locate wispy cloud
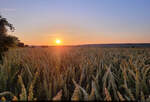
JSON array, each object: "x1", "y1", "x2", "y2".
[{"x1": 0, "y1": 8, "x2": 16, "y2": 12}]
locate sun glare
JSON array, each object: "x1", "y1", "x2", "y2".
[{"x1": 56, "y1": 39, "x2": 61, "y2": 45}]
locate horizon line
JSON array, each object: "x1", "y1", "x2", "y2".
[{"x1": 26, "y1": 42, "x2": 150, "y2": 47}]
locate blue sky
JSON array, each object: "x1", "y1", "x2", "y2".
[{"x1": 0, "y1": 0, "x2": 150, "y2": 45}]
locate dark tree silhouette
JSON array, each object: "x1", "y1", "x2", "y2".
[
  {"x1": 0, "y1": 15, "x2": 19, "y2": 61},
  {"x1": 0, "y1": 15, "x2": 15, "y2": 35}
]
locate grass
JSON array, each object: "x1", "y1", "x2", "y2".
[{"x1": 0, "y1": 47, "x2": 150, "y2": 101}]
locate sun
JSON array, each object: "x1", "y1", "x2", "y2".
[{"x1": 55, "y1": 39, "x2": 61, "y2": 45}]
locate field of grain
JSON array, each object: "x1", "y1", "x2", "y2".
[{"x1": 0, "y1": 47, "x2": 150, "y2": 101}]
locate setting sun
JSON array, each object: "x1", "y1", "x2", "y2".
[{"x1": 56, "y1": 39, "x2": 61, "y2": 45}]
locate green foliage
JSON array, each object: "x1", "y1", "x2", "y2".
[
  {"x1": 0, "y1": 47, "x2": 150, "y2": 101},
  {"x1": 0, "y1": 15, "x2": 19, "y2": 61}
]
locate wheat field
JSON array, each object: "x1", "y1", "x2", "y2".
[{"x1": 0, "y1": 47, "x2": 150, "y2": 101}]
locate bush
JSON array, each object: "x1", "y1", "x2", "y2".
[{"x1": 18, "y1": 42, "x2": 25, "y2": 47}]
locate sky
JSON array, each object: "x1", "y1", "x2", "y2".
[{"x1": 0, "y1": 0, "x2": 150, "y2": 45}]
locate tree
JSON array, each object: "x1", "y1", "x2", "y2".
[
  {"x1": 0, "y1": 15, "x2": 19, "y2": 61},
  {"x1": 0, "y1": 15, "x2": 15, "y2": 35}
]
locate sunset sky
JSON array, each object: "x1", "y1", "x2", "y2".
[{"x1": 0, "y1": 0, "x2": 150, "y2": 45}]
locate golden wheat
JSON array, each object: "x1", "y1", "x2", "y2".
[{"x1": 0, "y1": 47, "x2": 150, "y2": 101}]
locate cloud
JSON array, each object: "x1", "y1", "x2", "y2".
[{"x1": 0, "y1": 8, "x2": 16, "y2": 12}]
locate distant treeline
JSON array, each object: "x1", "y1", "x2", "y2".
[
  {"x1": 77, "y1": 43, "x2": 150, "y2": 48},
  {"x1": 17, "y1": 42, "x2": 29, "y2": 47},
  {"x1": 26, "y1": 43, "x2": 150, "y2": 48}
]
